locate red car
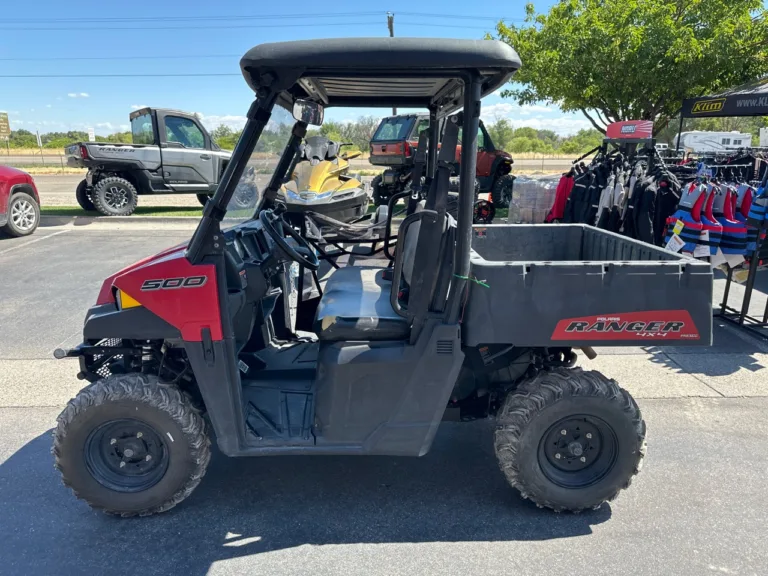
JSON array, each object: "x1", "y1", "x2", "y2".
[{"x1": 0, "y1": 165, "x2": 41, "y2": 237}]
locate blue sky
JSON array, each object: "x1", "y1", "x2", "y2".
[{"x1": 0, "y1": 0, "x2": 591, "y2": 137}]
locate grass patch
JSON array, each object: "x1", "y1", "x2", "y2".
[
  {"x1": 42, "y1": 206, "x2": 202, "y2": 217},
  {"x1": 10, "y1": 165, "x2": 85, "y2": 175}
]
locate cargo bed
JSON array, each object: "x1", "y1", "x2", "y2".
[{"x1": 464, "y1": 225, "x2": 713, "y2": 347}]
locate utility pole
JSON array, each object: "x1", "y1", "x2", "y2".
[{"x1": 387, "y1": 12, "x2": 396, "y2": 115}]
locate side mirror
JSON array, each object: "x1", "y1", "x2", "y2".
[{"x1": 292, "y1": 99, "x2": 324, "y2": 126}]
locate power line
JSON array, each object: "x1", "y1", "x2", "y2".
[
  {"x1": 2, "y1": 10, "x2": 519, "y2": 24},
  {"x1": 0, "y1": 54, "x2": 241, "y2": 62},
  {"x1": 2, "y1": 11, "x2": 382, "y2": 23},
  {"x1": 0, "y1": 73, "x2": 242, "y2": 78},
  {"x1": 11, "y1": 20, "x2": 384, "y2": 31}
]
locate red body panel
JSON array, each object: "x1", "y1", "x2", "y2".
[
  {"x1": 0, "y1": 165, "x2": 40, "y2": 216},
  {"x1": 99, "y1": 244, "x2": 223, "y2": 342},
  {"x1": 552, "y1": 310, "x2": 700, "y2": 341}
]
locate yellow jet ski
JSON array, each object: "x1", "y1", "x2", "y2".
[{"x1": 278, "y1": 136, "x2": 369, "y2": 222}]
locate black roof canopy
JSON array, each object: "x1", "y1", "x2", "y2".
[
  {"x1": 681, "y1": 75, "x2": 768, "y2": 118},
  {"x1": 240, "y1": 38, "x2": 521, "y2": 115}
]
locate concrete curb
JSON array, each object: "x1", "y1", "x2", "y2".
[{"x1": 40, "y1": 215, "x2": 199, "y2": 226}]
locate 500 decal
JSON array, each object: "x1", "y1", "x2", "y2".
[{"x1": 140, "y1": 276, "x2": 207, "y2": 291}]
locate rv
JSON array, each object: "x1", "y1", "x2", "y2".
[{"x1": 675, "y1": 131, "x2": 753, "y2": 153}]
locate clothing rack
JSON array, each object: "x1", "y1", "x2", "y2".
[{"x1": 716, "y1": 217, "x2": 768, "y2": 340}]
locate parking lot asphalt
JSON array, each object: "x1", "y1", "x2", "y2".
[{"x1": 1, "y1": 222, "x2": 768, "y2": 576}]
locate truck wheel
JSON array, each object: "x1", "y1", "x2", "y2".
[
  {"x1": 494, "y1": 367, "x2": 646, "y2": 512},
  {"x1": 53, "y1": 373, "x2": 211, "y2": 517},
  {"x1": 2, "y1": 192, "x2": 39, "y2": 237},
  {"x1": 196, "y1": 194, "x2": 210, "y2": 207},
  {"x1": 92, "y1": 177, "x2": 138, "y2": 216},
  {"x1": 75, "y1": 179, "x2": 96, "y2": 212},
  {"x1": 491, "y1": 174, "x2": 515, "y2": 208},
  {"x1": 371, "y1": 175, "x2": 385, "y2": 206}
]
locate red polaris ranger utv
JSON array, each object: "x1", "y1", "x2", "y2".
[{"x1": 52, "y1": 38, "x2": 713, "y2": 517}]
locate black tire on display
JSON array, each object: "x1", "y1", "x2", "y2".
[
  {"x1": 2, "y1": 192, "x2": 40, "y2": 237},
  {"x1": 494, "y1": 367, "x2": 646, "y2": 512},
  {"x1": 196, "y1": 194, "x2": 210, "y2": 207},
  {"x1": 491, "y1": 174, "x2": 515, "y2": 208},
  {"x1": 53, "y1": 373, "x2": 211, "y2": 517},
  {"x1": 92, "y1": 177, "x2": 138, "y2": 216},
  {"x1": 75, "y1": 179, "x2": 96, "y2": 212}
]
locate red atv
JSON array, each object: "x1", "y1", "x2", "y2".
[{"x1": 369, "y1": 114, "x2": 515, "y2": 207}]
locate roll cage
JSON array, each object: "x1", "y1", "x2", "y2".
[{"x1": 187, "y1": 37, "x2": 521, "y2": 322}]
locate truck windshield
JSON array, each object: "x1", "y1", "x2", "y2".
[
  {"x1": 222, "y1": 106, "x2": 294, "y2": 225},
  {"x1": 372, "y1": 116, "x2": 416, "y2": 141},
  {"x1": 131, "y1": 113, "x2": 154, "y2": 145}
]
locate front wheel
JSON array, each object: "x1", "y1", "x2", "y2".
[
  {"x1": 494, "y1": 367, "x2": 646, "y2": 512},
  {"x1": 2, "y1": 192, "x2": 40, "y2": 237},
  {"x1": 53, "y1": 373, "x2": 211, "y2": 517},
  {"x1": 92, "y1": 176, "x2": 138, "y2": 216}
]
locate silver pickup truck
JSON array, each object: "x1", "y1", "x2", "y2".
[{"x1": 66, "y1": 108, "x2": 232, "y2": 216}]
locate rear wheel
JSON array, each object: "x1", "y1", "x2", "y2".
[
  {"x1": 196, "y1": 194, "x2": 210, "y2": 207},
  {"x1": 491, "y1": 174, "x2": 515, "y2": 208},
  {"x1": 92, "y1": 176, "x2": 138, "y2": 216},
  {"x1": 2, "y1": 192, "x2": 39, "y2": 237},
  {"x1": 494, "y1": 367, "x2": 646, "y2": 512},
  {"x1": 75, "y1": 180, "x2": 96, "y2": 211},
  {"x1": 53, "y1": 373, "x2": 211, "y2": 517}
]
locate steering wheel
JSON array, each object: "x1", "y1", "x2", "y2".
[{"x1": 259, "y1": 209, "x2": 320, "y2": 271}]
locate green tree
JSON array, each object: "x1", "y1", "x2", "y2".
[
  {"x1": 494, "y1": 0, "x2": 768, "y2": 134},
  {"x1": 485, "y1": 118, "x2": 515, "y2": 150}
]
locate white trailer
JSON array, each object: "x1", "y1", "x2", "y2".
[{"x1": 674, "y1": 131, "x2": 753, "y2": 153}]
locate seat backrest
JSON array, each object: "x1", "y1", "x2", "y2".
[{"x1": 395, "y1": 115, "x2": 460, "y2": 321}]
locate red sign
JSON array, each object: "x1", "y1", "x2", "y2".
[
  {"x1": 605, "y1": 120, "x2": 654, "y2": 140},
  {"x1": 551, "y1": 310, "x2": 700, "y2": 341}
]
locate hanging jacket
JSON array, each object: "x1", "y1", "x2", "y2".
[
  {"x1": 595, "y1": 172, "x2": 616, "y2": 228},
  {"x1": 736, "y1": 184, "x2": 759, "y2": 252},
  {"x1": 664, "y1": 182, "x2": 707, "y2": 253},
  {"x1": 583, "y1": 164, "x2": 608, "y2": 225},
  {"x1": 713, "y1": 184, "x2": 747, "y2": 255},
  {"x1": 606, "y1": 170, "x2": 626, "y2": 232},
  {"x1": 653, "y1": 175, "x2": 681, "y2": 247},
  {"x1": 699, "y1": 184, "x2": 724, "y2": 256},
  {"x1": 545, "y1": 173, "x2": 575, "y2": 222},
  {"x1": 631, "y1": 176, "x2": 658, "y2": 245},
  {"x1": 563, "y1": 170, "x2": 591, "y2": 223},
  {"x1": 620, "y1": 163, "x2": 645, "y2": 235}
]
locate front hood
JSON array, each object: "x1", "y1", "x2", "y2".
[{"x1": 96, "y1": 243, "x2": 188, "y2": 305}]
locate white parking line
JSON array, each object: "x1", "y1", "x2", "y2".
[{"x1": 0, "y1": 229, "x2": 70, "y2": 257}]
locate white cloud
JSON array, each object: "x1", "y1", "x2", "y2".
[
  {"x1": 30, "y1": 108, "x2": 35, "y2": 112},
  {"x1": 80, "y1": 92, "x2": 89, "y2": 98},
  {"x1": 119, "y1": 124, "x2": 129, "y2": 131},
  {"x1": 196, "y1": 113, "x2": 248, "y2": 132},
  {"x1": 130, "y1": 104, "x2": 148, "y2": 110},
  {"x1": 96, "y1": 122, "x2": 115, "y2": 130},
  {"x1": 46, "y1": 104, "x2": 52, "y2": 108},
  {"x1": 481, "y1": 102, "x2": 590, "y2": 135},
  {"x1": 67, "y1": 93, "x2": 77, "y2": 98},
  {"x1": 67, "y1": 92, "x2": 90, "y2": 98}
]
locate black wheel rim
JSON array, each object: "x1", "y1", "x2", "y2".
[
  {"x1": 84, "y1": 419, "x2": 169, "y2": 493},
  {"x1": 104, "y1": 185, "x2": 129, "y2": 209},
  {"x1": 538, "y1": 415, "x2": 618, "y2": 489}
]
